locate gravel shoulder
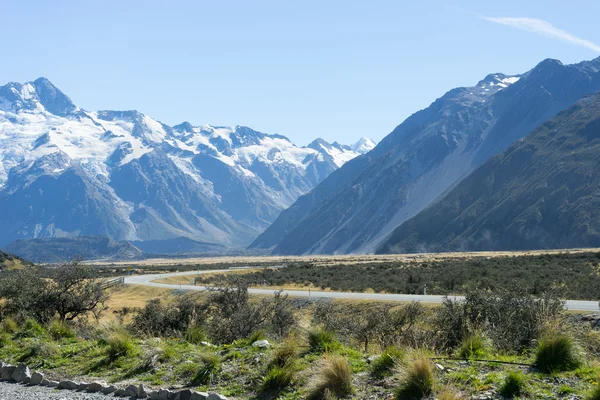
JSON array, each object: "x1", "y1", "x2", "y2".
[{"x1": 0, "y1": 382, "x2": 112, "y2": 400}]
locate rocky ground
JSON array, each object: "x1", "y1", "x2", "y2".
[{"x1": 0, "y1": 381, "x2": 111, "y2": 400}]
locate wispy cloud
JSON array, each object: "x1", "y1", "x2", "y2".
[{"x1": 480, "y1": 16, "x2": 600, "y2": 53}]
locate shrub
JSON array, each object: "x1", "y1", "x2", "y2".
[
  {"x1": 184, "y1": 325, "x2": 207, "y2": 344},
  {"x1": 19, "y1": 340, "x2": 60, "y2": 361},
  {"x1": 308, "y1": 329, "x2": 339, "y2": 353},
  {"x1": 371, "y1": 346, "x2": 404, "y2": 379},
  {"x1": 48, "y1": 319, "x2": 75, "y2": 340},
  {"x1": 457, "y1": 335, "x2": 486, "y2": 359},
  {"x1": 105, "y1": 331, "x2": 137, "y2": 361},
  {"x1": 271, "y1": 336, "x2": 300, "y2": 368},
  {"x1": 261, "y1": 363, "x2": 297, "y2": 392},
  {"x1": 498, "y1": 371, "x2": 525, "y2": 398},
  {"x1": 132, "y1": 295, "x2": 202, "y2": 337},
  {"x1": 0, "y1": 332, "x2": 12, "y2": 347},
  {"x1": 0, "y1": 317, "x2": 18, "y2": 334},
  {"x1": 17, "y1": 318, "x2": 47, "y2": 338},
  {"x1": 535, "y1": 332, "x2": 580, "y2": 373},
  {"x1": 396, "y1": 356, "x2": 434, "y2": 400},
  {"x1": 192, "y1": 353, "x2": 221, "y2": 385},
  {"x1": 308, "y1": 356, "x2": 353, "y2": 399}
]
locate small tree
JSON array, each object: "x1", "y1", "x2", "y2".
[{"x1": 0, "y1": 261, "x2": 108, "y2": 322}]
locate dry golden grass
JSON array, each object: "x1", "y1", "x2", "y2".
[
  {"x1": 152, "y1": 268, "x2": 261, "y2": 285},
  {"x1": 88, "y1": 248, "x2": 600, "y2": 268},
  {"x1": 100, "y1": 285, "x2": 175, "y2": 323}
]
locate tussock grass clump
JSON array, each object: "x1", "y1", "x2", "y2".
[
  {"x1": 498, "y1": 371, "x2": 525, "y2": 398},
  {"x1": 19, "y1": 339, "x2": 60, "y2": 361},
  {"x1": 17, "y1": 318, "x2": 46, "y2": 338},
  {"x1": 308, "y1": 355, "x2": 353, "y2": 399},
  {"x1": 436, "y1": 387, "x2": 462, "y2": 400},
  {"x1": 261, "y1": 363, "x2": 298, "y2": 392},
  {"x1": 48, "y1": 319, "x2": 75, "y2": 340},
  {"x1": 458, "y1": 334, "x2": 486, "y2": 359},
  {"x1": 396, "y1": 356, "x2": 434, "y2": 400},
  {"x1": 0, "y1": 317, "x2": 18, "y2": 334},
  {"x1": 535, "y1": 332, "x2": 580, "y2": 373},
  {"x1": 184, "y1": 325, "x2": 207, "y2": 344},
  {"x1": 308, "y1": 329, "x2": 339, "y2": 353},
  {"x1": 587, "y1": 383, "x2": 600, "y2": 400},
  {"x1": 371, "y1": 346, "x2": 404, "y2": 379},
  {"x1": 105, "y1": 330, "x2": 138, "y2": 361},
  {"x1": 271, "y1": 336, "x2": 301, "y2": 368},
  {"x1": 192, "y1": 353, "x2": 221, "y2": 385}
]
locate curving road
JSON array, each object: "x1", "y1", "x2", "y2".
[{"x1": 124, "y1": 269, "x2": 600, "y2": 312}]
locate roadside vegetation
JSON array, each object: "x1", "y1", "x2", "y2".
[
  {"x1": 0, "y1": 260, "x2": 599, "y2": 398},
  {"x1": 195, "y1": 251, "x2": 600, "y2": 300}
]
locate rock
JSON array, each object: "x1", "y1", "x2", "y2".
[
  {"x1": 58, "y1": 380, "x2": 80, "y2": 390},
  {"x1": 151, "y1": 388, "x2": 174, "y2": 400},
  {"x1": 78, "y1": 382, "x2": 89, "y2": 390},
  {"x1": 101, "y1": 385, "x2": 118, "y2": 394},
  {"x1": 12, "y1": 363, "x2": 31, "y2": 383},
  {"x1": 367, "y1": 355, "x2": 380, "y2": 364},
  {"x1": 137, "y1": 384, "x2": 149, "y2": 398},
  {"x1": 207, "y1": 393, "x2": 228, "y2": 400},
  {"x1": 1, "y1": 364, "x2": 16, "y2": 381},
  {"x1": 192, "y1": 392, "x2": 209, "y2": 400},
  {"x1": 434, "y1": 363, "x2": 445, "y2": 372},
  {"x1": 174, "y1": 389, "x2": 194, "y2": 400},
  {"x1": 200, "y1": 341, "x2": 215, "y2": 347},
  {"x1": 114, "y1": 388, "x2": 127, "y2": 397},
  {"x1": 46, "y1": 380, "x2": 60, "y2": 388},
  {"x1": 87, "y1": 381, "x2": 107, "y2": 392},
  {"x1": 252, "y1": 339, "x2": 270, "y2": 348},
  {"x1": 124, "y1": 384, "x2": 138, "y2": 397},
  {"x1": 29, "y1": 371, "x2": 44, "y2": 385}
]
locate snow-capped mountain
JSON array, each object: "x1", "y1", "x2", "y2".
[{"x1": 0, "y1": 78, "x2": 365, "y2": 248}]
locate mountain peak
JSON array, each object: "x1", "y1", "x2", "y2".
[{"x1": 350, "y1": 137, "x2": 376, "y2": 154}]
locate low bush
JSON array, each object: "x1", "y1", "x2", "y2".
[
  {"x1": 19, "y1": 339, "x2": 60, "y2": 361},
  {"x1": 371, "y1": 346, "x2": 404, "y2": 379},
  {"x1": 16, "y1": 318, "x2": 47, "y2": 338},
  {"x1": 308, "y1": 329, "x2": 339, "y2": 353},
  {"x1": 261, "y1": 363, "x2": 298, "y2": 392},
  {"x1": 48, "y1": 319, "x2": 75, "y2": 340},
  {"x1": 0, "y1": 332, "x2": 12, "y2": 347},
  {"x1": 535, "y1": 332, "x2": 580, "y2": 373},
  {"x1": 458, "y1": 334, "x2": 486, "y2": 359},
  {"x1": 498, "y1": 371, "x2": 525, "y2": 398},
  {"x1": 105, "y1": 331, "x2": 138, "y2": 361},
  {"x1": 184, "y1": 325, "x2": 207, "y2": 344},
  {"x1": 192, "y1": 353, "x2": 221, "y2": 385},
  {"x1": 271, "y1": 336, "x2": 300, "y2": 368},
  {"x1": 396, "y1": 356, "x2": 434, "y2": 400},
  {"x1": 308, "y1": 355, "x2": 353, "y2": 399},
  {"x1": 0, "y1": 317, "x2": 18, "y2": 334},
  {"x1": 131, "y1": 295, "x2": 202, "y2": 337}
]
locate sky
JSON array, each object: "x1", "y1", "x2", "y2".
[{"x1": 2, "y1": 0, "x2": 599, "y2": 146}]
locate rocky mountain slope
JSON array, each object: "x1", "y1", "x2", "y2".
[
  {"x1": 0, "y1": 78, "x2": 373, "y2": 249},
  {"x1": 377, "y1": 92, "x2": 600, "y2": 253},
  {"x1": 251, "y1": 56, "x2": 600, "y2": 255}
]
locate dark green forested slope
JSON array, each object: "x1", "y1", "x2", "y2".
[{"x1": 378, "y1": 92, "x2": 600, "y2": 254}]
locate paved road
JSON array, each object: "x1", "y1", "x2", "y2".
[{"x1": 124, "y1": 269, "x2": 600, "y2": 312}]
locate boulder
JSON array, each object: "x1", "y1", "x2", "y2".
[
  {"x1": 252, "y1": 340, "x2": 270, "y2": 348},
  {"x1": 12, "y1": 363, "x2": 31, "y2": 383},
  {"x1": 58, "y1": 380, "x2": 80, "y2": 390},
  {"x1": 174, "y1": 389, "x2": 194, "y2": 400},
  {"x1": 151, "y1": 388, "x2": 174, "y2": 400},
  {"x1": 192, "y1": 391, "x2": 209, "y2": 400},
  {"x1": 44, "y1": 380, "x2": 59, "y2": 387},
  {"x1": 87, "y1": 381, "x2": 107, "y2": 392},
  {"x1": 125, "y1": 384, "x2": 138, "y2": 397},
  {"x1": 101, "y1": 384, "x2": 118, "y2": 394},
  {"x1": 137, "y1": 384, "x2": 149, "y2": 398},
  {"x1": 1, "y1": 364, "x2": 16, "y2": 380},
  {"x1": 207, "y1": 393, "x2": 228, "y2": 400},
  {"x1": 29, "y1": 371, "x2": 44, "y2": 385},
  {"x1": 78, "y1": 382, "x2": 89, "y2": 390}
]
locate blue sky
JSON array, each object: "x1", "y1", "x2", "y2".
[{"x1": 2, "y1": 0, "x2": 599, "y2": 145}]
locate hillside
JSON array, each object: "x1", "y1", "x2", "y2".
[
  {"x1": 377, "y1": 92, "x2": 600, "y2": 253},
  {"x1": 4, "y1": 236, "x2": 143, "y2": 263},
  {"x1": 0, "y1": 250, "x2": 30, "y2": 270},
  {"x1": 251, "y1": 56, "x2": 600, "y2": 255}
]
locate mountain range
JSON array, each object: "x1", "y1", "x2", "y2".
[
  {"x1": 0, "y1": 78, "x2": 374, "y2": 250},
  {"x1": 377, "y1": 92, "x2": 600, "y2": 253},
  {"x1": 251, "y1": 56, "x2": 600, "y2": 255}
]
